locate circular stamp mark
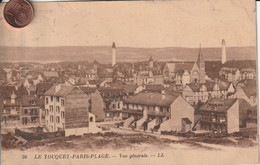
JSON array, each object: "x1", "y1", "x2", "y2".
[{"x1": 4, "y1": 0, "x2": 33, "y2": 28}]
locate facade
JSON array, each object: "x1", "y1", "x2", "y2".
[
  {"x1": 240, "y1": 68, "x2": 256, "y2": 80},
  {"x1": 219, "y1": 67, "x2": 241, "y2": 83},
  {"x1": 122, "y1": 92, "x2": 194, "y2": 132},
  {"x1": 99, "y1": 87, "x2": 127, "y2": 121},
  {"x1": 44, "y1": 85, "x2": 93, "y2": 135},
  {"x1": 182, "y1": 81, "x2": 234, "y2": 104},
  {"x1": 80, "y1": 87, "x2": 105, "y2": 122},
  {"x1": 1, "y1": 85, "x2": 43, "y2": 126},
  {"x1": 163, "y1": 47, "x2": 206, "y2": 85},
  {"x1": 195, "y1": 98, "x2": 239, "y2": 134}
]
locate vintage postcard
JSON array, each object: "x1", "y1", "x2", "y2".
[{"x1": 0, "y1": 0, "x2": 258, "y2": 165}]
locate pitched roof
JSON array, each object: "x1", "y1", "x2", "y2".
[
  {"x1": 182, "y1": 118, "x2": 192, "y2": 124},
  {"x1": 44, "y1": 85, "x2": 75, "y2": 97},
  {"x1": 0, "y1": 85, "x2": 28, "y2": 99},
  {"x1": 36, "y1": 82, "x2": 53, "y2": 95},
  {"x1": 238, "y1": 98, "x2": 252, "y2": 110},
  {"x1": 175, "y1": 63, "x2": 194, "y2": 73},
  {"x1": 124, "y1": 92, "x2": 179, "y2": 107},
  {"x1": 165, "y1": 63, "x2": 175, "y2": 72},
  {"x1": 144, "y1": 84, "x2": 164, "y2": 92},
  {"x1": 80, "y1": 87, "x2": 97, "y2": 94},
  {"x1": 198, "y1": 98, "x2": 237, "y2": 112},
  {"x1": 43, "y1": 71, "x2": 59, "y2": 78},
  {"x1": 240, "y1": 68, "x2": 255, "y2": 72}
]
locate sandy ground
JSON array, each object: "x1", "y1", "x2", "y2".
[
  {"x1": 1, "y1": 127, "x2": 259, "y2": 165},
  {"x1": 1, "y1": 142, "x2": 258, "y2": 165}
]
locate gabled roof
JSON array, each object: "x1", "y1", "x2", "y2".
[
  {"x1": 124, "y1": 92, "x2": 179, "y2": 107},
  {"x1": 144, "y1": 84, "x2": 164, "y2": 92},
  {"x1": 36, "y1": 82, "x2": 54, "y2": 95},
  {"x1": 238, "y1": 98, "x2": 252, "y2": 110},
  {"x1": 188, "y1": 83, "x2": 204, "y2": 92},
  {"x1": 240, "y1": 68, "x2": 255, "y2": 72},
  {"x1": 198, "y1": 98, "x2": 237, "y2": 113},
  {"x1": 44, "y1": 85, "x2": 75, "y2": 97},
  {"x1": 175, "y1": 63, "x2": 194, "y2": 74},
  {"x1": 80, "y1": 87, "x2": 97, "y2": 94},
  {"x1": 165, "y1": 63, "x2": 175, "y2": 72}
]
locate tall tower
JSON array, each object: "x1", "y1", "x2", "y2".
[
  {"x1": 221, "y1": 39, "x2": 226, "y2": 64},
  {"x1": 197, "y1": 45, "x2": 205, "y2": 84},
  {"x1": 149, "y1": 56, "x2": 153, "y2": 68},
  {"x1": 112, "y1": 42, "x2": 116, "y2": 67}
]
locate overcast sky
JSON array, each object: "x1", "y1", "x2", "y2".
[{"x1": 0, "y1": 0, "x2": 256, "y2": 48}]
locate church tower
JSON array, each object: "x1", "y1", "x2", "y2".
[
  {"x1": 221, "y1": 39, "x2": 226, "y2": 64},
  {"x1": 197, "y1": 45, "x2": 206, "y2": 83},
  {"x1": 112, "y1": 42, "x2": 116, "y2": 67}
]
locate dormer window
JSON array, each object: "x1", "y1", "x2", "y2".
[{"x1": 11, "y1": 92, "x2": 16, "y2": 104}]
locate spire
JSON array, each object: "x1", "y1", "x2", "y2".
[{"x1": 198, "y1": 43, "x2": 202, "y2": 57}]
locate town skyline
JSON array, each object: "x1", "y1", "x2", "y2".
[{"x1": 0, "y1": 45, "x2": 256, "y2": 63}]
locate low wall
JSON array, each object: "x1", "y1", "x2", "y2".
[{"x1": 15, "y1": 128, "x2": 65, "y2": 140}]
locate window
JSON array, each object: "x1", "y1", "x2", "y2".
[
  {"x1": 118, "y1": 103, "x2": 120, "y2": 109},
  {"x1": 160, "y1": 107, "x2": 163, "y2": 112},
  {"x1": 56, "y1": 117, "x2": 60, "y2": 123},
  {"x1": 61, "y1": 99, "x2": 64, "y2": 106},
  {"x1": 153, "y1": 106, "x2": 156, "y2": 111},
  {"x1": 51, "y1": 96, "x2": 53, "y2": 102},
  {"x1": 56, "y1": 97, "x2": 59, "y2": 102},
  {"x1": 112, "y1": 104, "x2": 116, "y2": 109},
  {"x1": 24, "y1": 109, "x2": 28, "y2": 114},
  {"x1": 45, "y1": 109, "x2": 49, "y2": 116},
  {"x1": 50, "y1": 105, "x2": 53, "y2": 112},
  {"x1": 56, "y1": 106, "x2": 60, "y2": 113},
  {"x1": 46, "y1": 98, "x2": 49, "y2": 104},
  {"x1": 61, "y1": 111, "x2": 65, "y2": 118},
  {"x1": 50, "y1": 115, "x2": 53, "y2": 122}
]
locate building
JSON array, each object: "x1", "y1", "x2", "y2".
[
  {"x1": 240, "y1": 68, "x2": 256, "y2": 80},
  {"x1": 99, "y1": 87, "x2": 128, "y2": 121},
  {"x1": 182, "y1": 81, "x2": 234, "y2": 104},
  {"x1": 1, "y1": 85, "x2": 43, "y2": 126},
  {"x1": 122, "y1": 92, "x2": 194, "y2": 132},
  {"x1": 191, "y1": 46, "x2": 206, "y2": 84},
  {"x1": 163, "y1": 47, "x2": 206, "y2": 85},
  {"x1": 219, "y1": 67, "x2": 241, "y2": 83},
  {"x1": 44, "y1": 85, "x2": 98, "y2": 136},
  {"x1": 80, "y1": 87, "x2": 105, "y2": 122},
  {"x1": 195, "y1": 98, "x2": 239, "y2": 134}
]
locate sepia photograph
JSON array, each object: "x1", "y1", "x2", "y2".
[{"x1": 0, "y1": 0, "x2": 258, "y2": 164}]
